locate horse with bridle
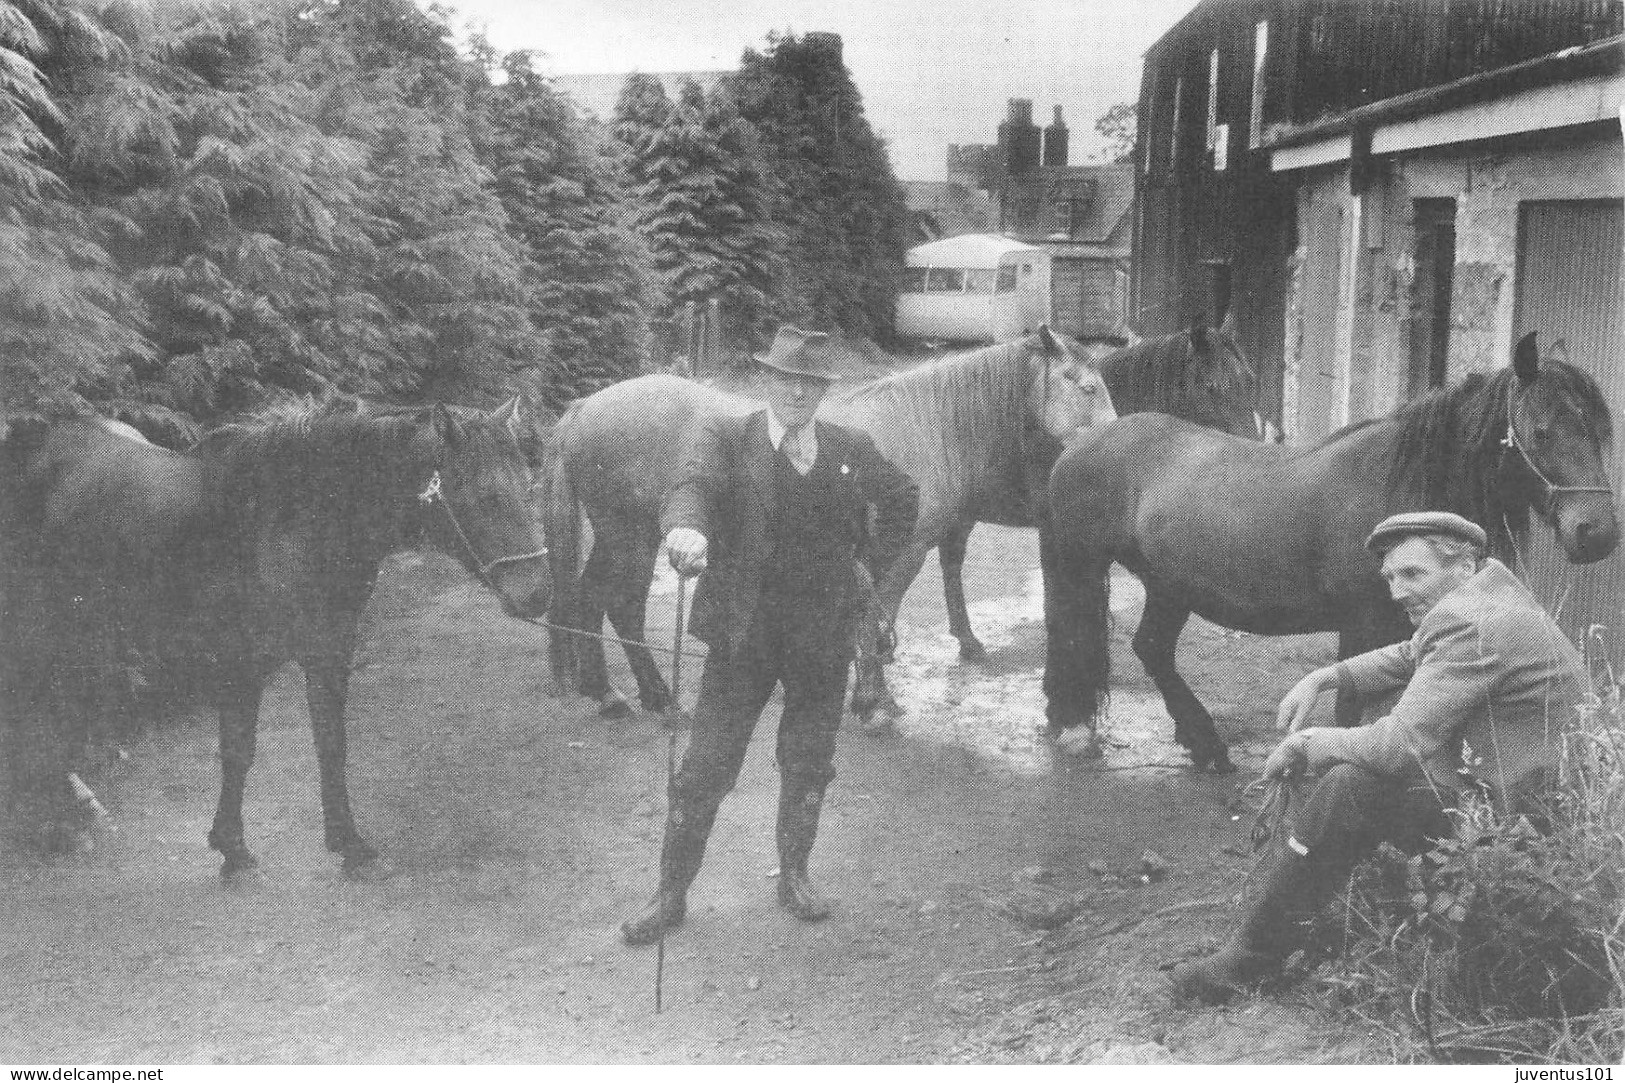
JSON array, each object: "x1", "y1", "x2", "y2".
[
  {"x1": 1040, "y1": 332, "x2": 1618, "y2": 771},
  {"x1": 1, "y1": 399, "x2": 549, "y2": 877},
  {"x1": 542, "y1": 327, "x2": 1115, "y2": 721}
]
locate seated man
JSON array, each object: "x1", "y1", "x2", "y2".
[{"x1": 1170, "y1": 511, "x2": 1589, "y2": 1003}]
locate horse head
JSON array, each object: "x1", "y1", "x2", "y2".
[
  {"x1": 1029, "y1": 324, "x2": 1117, "y2": 442},
  {"x1": 420, "y1": 396, "x2": 552, "y2": 617},
  {"x1": 1504, "y1": 332, "x2": 1618, "y2": 564},
  {"x1": 1186, "y1": 311, "x2": 1263, "y2": 440}
]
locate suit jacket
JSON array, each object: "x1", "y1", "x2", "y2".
[
  {"x1": 1310, "y1": 559, "x2": 1588, "y2": 815},
  {"x1": 662, "y1": 410, "x2": 919, "y2": 656}
]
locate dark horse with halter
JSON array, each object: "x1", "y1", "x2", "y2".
[
  {"x1": 1, "y1": 399, "x2": 549, "y2": 877},
  {"x1": 542, "y1": 327, "x2": 1115, "y2": 721},
  {"x1": 906, "y1": 314, "x2": 1262, "y2": 668},
  {"x1": 1041, "y1": 332, "x2": 1618, "y2": 771}
]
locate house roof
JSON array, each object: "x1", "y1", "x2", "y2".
[
  {"x1": 1003, "y1": 163, "x2": 1135, "y2": 246},
  {"x1": 549, "y1": 70, "x2": 730, "y2": 122},
  {"x1": 902, "y1": 181, "x2": 995, "y2": 240},
  {"x1": 1265, "y1": 33, "x2": 1624, "y2": 150},
  {"x1": 906, "y1": 233, "x2": 1043, "y2": 269}
]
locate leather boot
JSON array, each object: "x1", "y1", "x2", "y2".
[
  {"x1": 775, "y1": 780, "x2": 831, "y2": 922},
  {"x1": 1169, "y1": 843, "x2": 1332, "y2": 1004},
  {"x1": 621, "y1": 800, "x2": 717, "y2": 946}
]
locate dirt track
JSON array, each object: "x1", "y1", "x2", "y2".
[{"x1": 0, "y1": 527, "x2": 1368, "y2": 1064}]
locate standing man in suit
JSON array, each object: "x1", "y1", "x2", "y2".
[{"x1": 621, "y1": 327, "x2": 920, "y2": 945}]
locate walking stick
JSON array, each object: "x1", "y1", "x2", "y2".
[{"x1": 655, "y1": 573, "x2": 687, "y2": 1014}]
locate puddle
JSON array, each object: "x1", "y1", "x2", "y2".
[{"x1": 885, "y1": 568, "x2": 1187, "y2": 776}]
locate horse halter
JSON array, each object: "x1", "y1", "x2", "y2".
[
  {"x1": 417, "y1": 471, "x2": 548, "y2": 584},
  {"x1": 1500, "y1": 383, "x2": 1612, "y2": 504}
]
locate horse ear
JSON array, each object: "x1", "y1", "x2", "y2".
[
  {"x1": 1037, "y1": 324, "x2": 1061, "y2": 353},
  {"x1": 1513, "y1": 332, "x2": 1541, "y2": 385},
  {"x1": 1548, "y1": 337, "x2": 1571, "y2": 366},
  {"x1": 1219, "y1": 308, "x2": 1237, "y2": 338},
  {"x1": 491, "y1": 394, "x2": 523, "y2": 437}
]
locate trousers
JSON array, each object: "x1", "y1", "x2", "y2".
[{"x1": 671, "y1": 599, "x2": 850, "y2": 818}]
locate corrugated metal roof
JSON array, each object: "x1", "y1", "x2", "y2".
[{"x1": 906, "y1": 233, "x2": 1043, "y2": 268}]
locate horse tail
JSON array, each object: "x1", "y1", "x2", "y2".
[
  {"x1": 540, "y1": 405, "x2": 585, "y2": 692},
  {"x1": 1039, "y1": 505, "x2": 1111, "y2": 736}
]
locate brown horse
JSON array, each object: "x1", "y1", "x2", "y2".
[
  {"x1": 898, "y1": 314, "x2": 1262, "y2": 667},
  {"x1": 1041, "y1": 333, "x2": 1618, "y2": 771},
  {"x1": 1, "y1": 400, "x2": 549, "y2": 876},
  {"x1": 543, "y1": 327, "x2": 1116, "y2": 720}
]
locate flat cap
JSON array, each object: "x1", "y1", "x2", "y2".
[{"x1": 1365, "y1": 510, "x2": 1488, "y2": 553}]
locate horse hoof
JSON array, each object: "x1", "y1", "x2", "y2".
[
  {"x1": 855, "y1": 711, "x2": 895, "y2": 738},
  {"x1": 221, "y1": 863, "x2": 265, "y2": 891},
  {"x1": 1192, "y1": 750, "x2": 1238, "y2": 774},
  {"x1": 959, "y1": 642, "x2": 989, "y2": 663},
  {"x1": 343, "y1": 854, "x2": 392, "y2": 882},
  {"x1": 599, "y1": 697, "x2": 633, "y2": 721},
  {"x1": 219, "y1": 854, "x2": 261, "y2": 885},
  {"x1": 660, "y1": 706, "x2": 692, "y2": 731},
  {"x1": 1054, "y1": 728, "x2": 1104, "y2": 758}
]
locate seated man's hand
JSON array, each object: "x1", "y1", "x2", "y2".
[
  {"x1": 665, "y1": 528, "x2": 708, "y2": 576},
  {"x1": 1276, "y1": 666, "x2": 1337, "y2": 732},
  {"x1": 1262, "y1": 733, "x2": 1308, "y2": 782}
]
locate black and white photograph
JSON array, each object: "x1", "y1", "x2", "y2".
[{"x1": 2, "y1": 0, "x2": 1623, "y2": 1067}]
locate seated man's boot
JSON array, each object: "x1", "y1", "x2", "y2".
[
  {"x1": 1169, "y1": 843, "x2": 1328, "y2": 1004},
  {"x1": 776, "y1": 781, "x2": 832, "y2": 923},
  {"x1": 621, "y1": 802, "x2": 714, "y2": 946}
]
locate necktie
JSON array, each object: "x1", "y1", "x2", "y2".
[{"x1": 783, "y1": 425, "x2": 814, "y2": 475}]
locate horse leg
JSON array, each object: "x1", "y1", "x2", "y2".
[
  {"x1": 304, "y1": 659, "x2": 381, "y2": 876},
  {"x1": 602, "y1": 529, "x2": 673, "y2": 715},
  {"x1": 207, "y1": 658, "x2": 266, "y2": 880},
  {"x1": 577, "y1": 529, "x2": 632, "y2": 720},
  {"x1": 939, "y1": 522, "x2": 987, "y2": 662},
  {"x1": 1132, "y1": 588, "x2": 1234, "y2": 773},
  {"x1": 1039, "y1": 528, "x2": 1111, "y2": 746},
  {"x1": 848, "y1": 569, "x2": 901, "y2": 727}
]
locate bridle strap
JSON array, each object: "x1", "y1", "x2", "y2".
[
  {"x1": 1501, "y1": 384, "x2": 1612, "y2": 503},
  {"x1": 417, "y1": 471, "x2": 548, "y2": 584}
]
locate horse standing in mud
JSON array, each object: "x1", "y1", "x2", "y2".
[
  {"x1": 543, "y1": 327, "x2": 1115, "y2": 721},
  {"x1": 913, "y1": 314, "x2": 1262, "y2": 667},
  {"x1": 1, "y1": 400, "x2": 549, "y2": 876},
  {"x1": 1041, "y1": 333, "x2": 1618, "y2": 771}
]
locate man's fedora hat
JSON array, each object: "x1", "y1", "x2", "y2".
[
  {"x1": 754, "y1": 325, "x2": 849, "y2": 382},
  {"x1": 1365, "y1": 510, "x2": 1489, "y2": 554}
]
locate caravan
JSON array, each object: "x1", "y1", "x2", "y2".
[{"x1": 895, "y1": 234, "x2": 1051, "y2": 345}]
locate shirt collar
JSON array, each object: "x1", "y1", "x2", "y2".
[{"x1": 765, "y1": 410, "x2": 816, "y2": 455}]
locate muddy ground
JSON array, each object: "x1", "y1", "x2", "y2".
[{"x1": 0, "y1": 527, "x2": 1385, "y2": 1064}]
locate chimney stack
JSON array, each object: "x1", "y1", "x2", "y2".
[
  {"x1": 999, "y1": 98, "x2": 1040, "y2": 177},
  {"x1": 1043, "y1": 105, "x2": 1069, "y2": 167}
]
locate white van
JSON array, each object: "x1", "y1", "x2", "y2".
[{"x1": 895, "y1": 234, "x2": 1051, "y2": 344}]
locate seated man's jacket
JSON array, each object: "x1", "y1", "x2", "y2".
[{"x1": 1310, "y1": 558, "x2": 1588, "y2": 815}]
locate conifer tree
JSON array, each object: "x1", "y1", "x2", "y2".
[
  {"x1": 726, "y1": 31, "x2": 909, "y2": 342},
  {"x1": 477, "y1": 49, "x2": 650, "y2": 408},
  {"x1": 1, "y1": 0, "x2": 148, "y2": 420},
  {"x1": 625, "y1": 78, "x2": 782, "y2": 345}
]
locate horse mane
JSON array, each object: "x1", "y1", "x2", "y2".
[
  {"x1": 196, "y1": 397, "x2": 443, "y2": 522},
  {"x1": 828, "y1": 338, "x2": 1037, "y2": 504},
  {"x1": 1098, "y1": 327, "x2": 1255, "y2": 418},
  {"x1": 1328, "y1": 360, "x2": 1611, "y2": 555}
]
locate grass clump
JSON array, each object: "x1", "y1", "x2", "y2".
[{"x1": 1317, "y1": 689, "x2": 1624, "y2": 1063}]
